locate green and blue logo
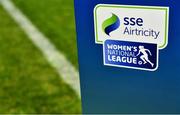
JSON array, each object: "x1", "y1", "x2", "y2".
[
  {"x1": 102, "y1": 13, "x2": 120, "y2": 36},
  {"x1": 94, "y1": 4, "x2": 169, "y2": 71}
]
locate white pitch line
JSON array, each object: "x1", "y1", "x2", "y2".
[{"x1": 0, "y1": 0, "x2": 81, "y2": 97}]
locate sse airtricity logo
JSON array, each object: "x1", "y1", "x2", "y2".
[
  {"x1": 102, "y1": 13, "x2": 120, "y2": 36},
  {"x1": 94, "y1": 4, "x2": 169, "y2": 49},
  {"x1": 94, "y1": 4, "x2": 169, "y2": 71}
]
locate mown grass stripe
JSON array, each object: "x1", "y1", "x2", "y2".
[{"x1": 0, "y1": 0, "x2": 81, "y2": 97}]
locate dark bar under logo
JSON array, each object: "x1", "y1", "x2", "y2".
[{"x1": 103, "y1": 40, "x2": 158, "y2": 71}]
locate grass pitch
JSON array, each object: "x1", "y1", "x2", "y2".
[
  {"x1": 13, "y1": 0, "x2": 78, "y2": 68},
  {"x1": 0, "y1": 3, "x2": 81, "y2": 113}
]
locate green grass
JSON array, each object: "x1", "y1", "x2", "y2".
[
  {"x1": 0, "y1": 5, "x2": 81, "y2": 113},
  {"x1": 13, "y1": 0, "x2": 78, "y2": 68}
]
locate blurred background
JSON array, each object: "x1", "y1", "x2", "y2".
[{"x1": 0, "y1": 0, "x2": 81, "y2": 113}]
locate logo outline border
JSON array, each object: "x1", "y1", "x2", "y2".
[{"x1": 94, "y1": 4, "x2": 169, "y2": 49}]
